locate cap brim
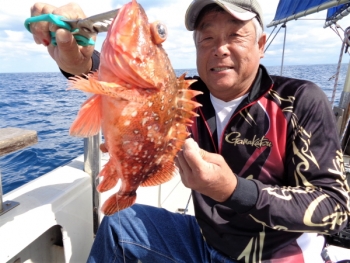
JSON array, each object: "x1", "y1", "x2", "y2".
[{"x1": 185, "y1": 0, "x2": 257, "y2": 31}]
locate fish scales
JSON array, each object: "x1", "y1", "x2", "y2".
[{"x1": 67, "y1": 0, "x2": 201, "y2": 215}]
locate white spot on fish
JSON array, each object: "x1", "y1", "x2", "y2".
[
  {"x1": 148, "y1": 102, "x2": 153, "y2": 107},
  {"x1": 141, "y1": 117, "x2": 149, "y2": 126},
  {"x1": 131, "y1": 111, "x2": 137, "y2": 117},
  {"x1": 134, "y1": 130, "x2": 140, "y2": 134},
  {"x1": 124, "y1": 120, "x2": 131, "y2": 126}
]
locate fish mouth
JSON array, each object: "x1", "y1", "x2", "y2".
[{"x1": 210, "y1": 67, "x2": 233, "y2": 72}]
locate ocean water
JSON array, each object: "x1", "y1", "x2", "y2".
[{"x1": 0, "y1": 64, "x2": 348, "y2": 194}]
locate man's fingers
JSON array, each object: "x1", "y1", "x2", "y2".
[
  {"x1": 180, "y1": 139, "x2": 209, "y2": 174},
  {"x1": 176, "y1": 150, "x2": 192, "y2": 176},
  {"x1": 29, "y1": 3, "x2": 57, "y2": 46},
  {"x1": 199, "y1": 149, "x2": 207, "y2": 159},
  {"x1": 182, "y1": 139, "x2": 224, "y2": 172},
  {"x1": 30, "y1": 3, "x2": 56, "y2": 16},
  {"x1": 55, "y1": 28, "x2": 76, "y2": 46},
  {"x1": 47, "y1": 28, "x2": 93, "y2": 75},
  {"x1": 46, "y1": 28, "x2": 77, "y2": 59}
]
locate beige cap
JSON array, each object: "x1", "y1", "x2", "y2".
[{"x1": 185, "y1": 0, "x2": 264, "y2": 31}]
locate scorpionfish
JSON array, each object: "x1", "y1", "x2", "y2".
[{"x1": 68, "y1": 0, "x2": 201, "y2": 215}]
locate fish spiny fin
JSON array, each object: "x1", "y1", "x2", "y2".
[
  {"x1": 174, "y1": 77, "x2": 202, "y2": 127},
  {"x1": 141, "y1": 160, "x2": 176, "y2": 186},
  {"x1": 166, "y1": 129, "x2": 190, "y2": 156},
  {"x1": 178, "y1": 73, "x2": 198, "y2": 90},
  {"x1": 69, "y1": 72, "x2": 145, "y2": 103},
  {"x1": 69, "y1": 94, "x2": 102, "y2": 137},
  {"x1": 101, "y1": 192, "x2": 137, "y2": 215}
]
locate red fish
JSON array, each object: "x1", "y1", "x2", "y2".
[{"x1": 68, "y1": 0, "x2": 201, "y2": 215}]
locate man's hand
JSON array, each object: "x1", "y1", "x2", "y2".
[
  {"x1": 30, "y1": 2, "x2": 95, "y2": 75},
  {"x1": 176, "y1": 138, "x2": 237, "y2": 202}
]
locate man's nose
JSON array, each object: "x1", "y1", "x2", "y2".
[{"x1": 214, "y1": 40, "x2": 229, "y2": 57}]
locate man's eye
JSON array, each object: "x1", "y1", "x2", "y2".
[{"x1": 200, "y1": 37, "x2": 213, "y2": 42}]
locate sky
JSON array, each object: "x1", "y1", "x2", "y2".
[{"x1": 1, "y1": 0, "x2": 350, "y2": 73}]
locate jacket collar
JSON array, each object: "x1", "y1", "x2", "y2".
[
  {"x1": 190, "y1": 64, "x2": 273, "y2": 106},
  {"x1": 189, "y1": 65, "x2": 274, "y2": 152}
]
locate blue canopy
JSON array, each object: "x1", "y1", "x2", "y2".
[
  {"x1": 267, "y1": 0, "x2": 350, "y2": 27},
  {"x1": 327, "y1": 3, "x2": 350, "y2": 21}
]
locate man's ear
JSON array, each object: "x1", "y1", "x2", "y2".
[{"x1": 258, "y1": 33, "x2": 267, "y2": 59}]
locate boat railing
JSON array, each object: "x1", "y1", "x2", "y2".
[
  {"x1": 0, "y1": 127, "x2": 38, "y2": 216},
  {"x1": 0, "y1": 127, "x2": 102, "y2": 233},
  {"x1": 83, "y1": 134, "x2": 101, "y2": 234}
]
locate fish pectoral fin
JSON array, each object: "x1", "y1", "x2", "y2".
[
  {"x1": 141, "y1": 160, "x2": 176, "y2": 187},
  {"x1": 69, "y1": 73, "x2": 144, "y2": 103},
  {"x1": 69, "y1": 94, "x2": 102, "y2": 137},
  {"x1": 96, "y1": 161, "x2": 120, "y2": 192}
]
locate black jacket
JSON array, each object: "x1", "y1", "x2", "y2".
[{"x1": 189, "y1": 65, "x2": 350, "y2": 262}]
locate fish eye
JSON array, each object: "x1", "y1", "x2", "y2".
[
  {"x1": 157, "y1": 23, "x2": 167, "y2": 39},
  {"x1": 150, "y1": 21, "x2": 167, "y2": 44}
]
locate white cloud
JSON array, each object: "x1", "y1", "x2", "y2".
[
  {"x1": 4, "y1": 30, "x2": 25, "y2": 42},
  {"x1": 1, "y1": 0, "x2": 350, "y2": 73}
]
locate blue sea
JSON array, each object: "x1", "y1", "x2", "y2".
[{"x1": 0, "y1": 64, "x2": 348, "y2": 194}]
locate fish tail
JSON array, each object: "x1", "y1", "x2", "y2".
[{"x1": 101, "y1": 192, "x2": 137, "y2": 215}]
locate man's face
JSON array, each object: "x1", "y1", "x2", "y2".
[{"x1": 194, "y1": 10, "x2": 266, "y2": 101}]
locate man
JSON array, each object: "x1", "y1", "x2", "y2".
[{"x1": 29, "y1": 0, "x2": 350, "y2": 262}]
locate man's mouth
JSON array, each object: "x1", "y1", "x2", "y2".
[{"x1": 210, "y1": 67, "x2": 232, "y2": 72}]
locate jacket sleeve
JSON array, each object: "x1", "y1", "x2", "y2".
[
  {"x1": 248, "y1": 81, "x2": 350, "y2": 234},
  {"x1": 222, "y1": 80, "x2": 350, "y2": 235},
  {"x1": 59, "y1": 50, "x2": 100, "y2": 78}
]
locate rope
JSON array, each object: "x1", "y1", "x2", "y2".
[
  {"x1": 265, "y1": 26, "x2": 277, "y2": 45},
  {"x1": 280, "y1": 24, "x2": 287, "y2": 76},
  {"x1": 331, "y1": 40, "x2": 346, "y2": 106},
  {"x1": 264, "y1": 25, "x2": 284, "y2": 52},
  {"x1": 330, "y1": 26, "x2": 350, "y2": 106}
]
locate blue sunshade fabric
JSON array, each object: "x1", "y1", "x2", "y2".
[
  {"x1": 327, "y1": 4, "x2": 350, "y2": 20},
  {"x1": 272, "y1": 0, "x2": 349, "y2": 21}
]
